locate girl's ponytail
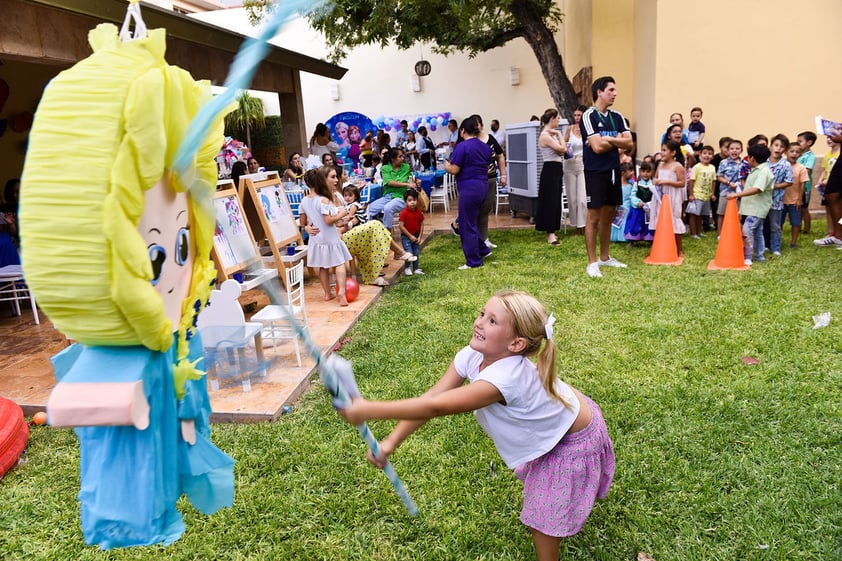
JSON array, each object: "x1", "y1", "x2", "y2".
[{"x1": 494, "y1": 290, "x2": 572, "y2": 408}]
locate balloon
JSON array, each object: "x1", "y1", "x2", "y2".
[
  {"x1": 384, "y1": 124, "x2": 391, "y2": 131},
  {"x1": 336, "y1": 278, "x2": 360, "y2": 302},
  {"x1": 436, "y1": 116, "x2": 443, "y2": 126},
  {"x1": 430, "y1": 124, "x2": 437, "y2": 131}
]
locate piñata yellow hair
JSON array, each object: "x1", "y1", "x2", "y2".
[{"x1": 19, "y1": 24, "x2": 225, "y2": 397}]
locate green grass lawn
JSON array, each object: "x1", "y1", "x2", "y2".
[{"x1": 2, "y1": 224, "x2": 841, "y2": 560}]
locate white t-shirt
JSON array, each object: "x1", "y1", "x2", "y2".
[{"x1": 453, "y1": 346, "x2": 579, "y2": 468}]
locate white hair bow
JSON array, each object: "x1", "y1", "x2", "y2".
[{"x1": 544, "y1": 313, "x2": 556, "y2": 340}]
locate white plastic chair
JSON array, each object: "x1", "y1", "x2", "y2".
[
  {"x1": 197, "y1": 279, "x2": 265, "y2": 391},
  {"x1": 250, "y1": 261, "x2": 308, "y2": 366},
  {"x1": 0, "y1": 265, "x2": 39, "y2": 325}
]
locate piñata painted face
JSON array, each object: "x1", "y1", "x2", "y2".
[{"x1": 138, "y1": 178, "x2": 194, "y2": 327}]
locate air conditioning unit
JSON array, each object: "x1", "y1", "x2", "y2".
[{"x1": 505, "y1": 119, "x2": 567, "y2": 220}]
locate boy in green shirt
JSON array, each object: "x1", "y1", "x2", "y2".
[{"x1": 728, "y1": 143, "x2": 773, "y2": 265}]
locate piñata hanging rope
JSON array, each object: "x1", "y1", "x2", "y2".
[{"x1": 172, "y1": 0, "x2": 418, "y2": 516}]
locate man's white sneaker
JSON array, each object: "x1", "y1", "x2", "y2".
[
  {"x1": 597, "y1": 256, "x2": 627, "y2": 268},
  {"x1": 457, "y1": 264, "x2": 472, "y2": 270},
  {"x1": 485, "y1": 239, "x2": 498, "y2": 249},
  {"x1": 586, "y1": 262, "x2": 602, "y2": 278},
  {"x1": 814, "y1": 236, "x2": 842, "y2": 246},
  {"x1": 404, "y1": 267, "x2": 412, "y2": 276},
  {"x1": 413, "y1": 269, "x2": 425, "y2": 275}
]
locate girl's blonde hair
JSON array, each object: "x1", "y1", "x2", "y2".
[{"x1": 493, "y1": 289, "x2": 571, "y2": 407}]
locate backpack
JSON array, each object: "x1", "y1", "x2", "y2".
[{"x1": 636, "y1": 183, "x2": 652, "y2": 203}]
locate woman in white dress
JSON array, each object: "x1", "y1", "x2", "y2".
[{"x1": 563, "y1": 105, "x2": 588, "y2": 233}]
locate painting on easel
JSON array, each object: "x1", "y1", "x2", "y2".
[{"x1": 211, "y1": 189, "x2": 261, "y2": 275}]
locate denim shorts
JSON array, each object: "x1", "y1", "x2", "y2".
[{"x1": 783, "y1": 204, "x2": 802, "y2": 227}]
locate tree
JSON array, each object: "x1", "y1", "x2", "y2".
[
  {"x1": 244, "y1": 0, "x2": 580, "y2": 118},
  {"x1": 224, "y1": 91, "x2": 266, "y2": 151}
]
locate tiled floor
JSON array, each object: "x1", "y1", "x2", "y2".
[{"x1": 0, "y1": 201, "x2": 532, "y2": 422}]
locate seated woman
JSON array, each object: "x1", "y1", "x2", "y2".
[
  {"x1": 1, "y1": 178, "x2": 20, "y2": 249},
  {"x1": 0, "y1": 211, "x2": 20, "y2": 267},
  {"x1": 229, "y1": 161, "x2": 247, "y2": 190},
  {"x1": 283, "y1": 152, "x2": 304, "y2": 183}
]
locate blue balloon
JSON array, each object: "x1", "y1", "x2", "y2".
[
  {"x1": 430, "y1": 124, "x2": 437, "y2": 131},
  {"x1": 384, "y1": 124, "x2": 392, "y2": 131}
]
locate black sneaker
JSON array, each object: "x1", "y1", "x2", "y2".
[{"x1": 450, "y1": 222, "x2": 460, "y2": 235}]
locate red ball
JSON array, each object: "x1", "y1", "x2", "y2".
[{"x1": 336, "y1": 278, "x2": 360, "y2": 302}]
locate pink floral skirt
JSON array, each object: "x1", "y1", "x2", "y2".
[{"x1": 514, "y1": 395, "x2": 615, "y2": 537}]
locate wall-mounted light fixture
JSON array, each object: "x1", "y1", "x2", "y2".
[
  {"x1": 329, "y1": 83, "x2": 340, "y2": 101},
  {"x1": 410, "y1": 74, "x2": 421, "y2": 93},
  {"x1": 510, "y1": 67, "x2": 520, "y2": 86}
]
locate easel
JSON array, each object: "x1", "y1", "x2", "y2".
[
  {"x1": 240, "y1": 175, "x2": 307, "y2": 287},
  {"x1": 209, "y1": 188, "x2": 278, "y2": 290}
]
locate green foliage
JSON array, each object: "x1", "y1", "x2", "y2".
[
  {"x1": 245, "y1": 0, "x2": 561, "y2": 63},
  {"x1": 249, "y1": 116, "x2": 283, "y2": 150},
  {"x1": 225, "y1": 91, "x2": 265, "y2": 131},
  {"x1": 2, "y1": 225, "x2": 840, "y2": 559}
]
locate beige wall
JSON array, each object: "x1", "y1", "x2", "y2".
[
  {"x1": 591, "y1": 0, "x2": 636, "y2": 118},
  {"x1": 561, "y1": 0, "x2": 593, "y2": 92},
  {"x1": 634, "y1": 0, "x2": 842, "y2": 158}
]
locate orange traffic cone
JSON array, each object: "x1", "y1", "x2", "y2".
[
  {"x1": 708, "y1": 197, "x2": 749, "y2": 270},
  {"x1": 645, "y1": 193, "x2": 684, "y2": 265}
]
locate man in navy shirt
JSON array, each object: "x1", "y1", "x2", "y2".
[{"x1": 580, "y1": 76, "x2": 635, "y2": 278}]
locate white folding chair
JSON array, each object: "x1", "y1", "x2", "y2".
[
  {"x1": 359, "y1": 182, "x2": 371, "y2": 205},
  {"x1": 444, "y1": 173, "x2": 458, "y2": 200},
  {"x1": 495, "y1": 185, "x2": 509, "y2": 215},
  {"x1": 561, "y1": 185, "x2": 570, "y2": 234},
  {"x1": 285, "y1": 189, "x2": 306, "y2": 221},
  {"x1": 251, "y1": 261, "x2": 308, "y2": 367},
  {"x1": 428, "y1": 186, "x2": 449, "y2": 212},
  {"x1": 0, "y1": 265, "x2": 39, "y2": 325}
]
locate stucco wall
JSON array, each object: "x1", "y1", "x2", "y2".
[{"x1": 638, "y1": 0, "x2": 842, "y2": 158}]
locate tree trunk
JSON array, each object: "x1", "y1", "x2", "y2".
[{"x1": 509, "y1": 0, "x2": 579, "y2": 121}]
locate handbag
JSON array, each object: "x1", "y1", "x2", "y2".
[
  {"x1": 564, "y1": 145, "x2": 575, "y2": 160},
  {"x1": 417, "y1": 188, "x2": 430, "y2": 212}
]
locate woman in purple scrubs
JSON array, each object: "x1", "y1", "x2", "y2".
[{"x1": 446, "y1": 117, "x2": 493, "y2": 269}]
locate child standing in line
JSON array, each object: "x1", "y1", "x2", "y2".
[
  {"x1": 783, "y1": 142, "x2": 808, "y2": 248},
  {"x1": 399, "y1": 189, "x2": 425, "y2": 275},
  {"x1": 300, "y1": 168, "x2": 352, "y2": 305},
  {"x1": 728, "y1": 144, "x2": 774, "y2": 265},
  {"x1": 652, "y1": 140, "x2": 687, "y2": 257},
  {"x1": 796, "y1": 131, "x2": 817, "y2": 234},
  {"x1": 610, "y1": 163, "x2": 634, "y2": 242},
  {"x1": 687, "y1": 145, "x2": 716, "y2": 238},
  {"x1": 624, "y1": 162, "x2": 655, "y2": 242},
  {"x1": 814, "y1": 136, "x2": 840, "y2": 244},
  {"x1": 716, "y1": 139, "x2": 744, "y2": 234},
  {"x1": 686, "y1": 107, "x2": 706, "y2": 153},
  {"x1": 766, "y1": 134, "x2": 793, "y2": 255},
  {"x1": 337, "y1": 289, "x2": 615, "y2": 561}
]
